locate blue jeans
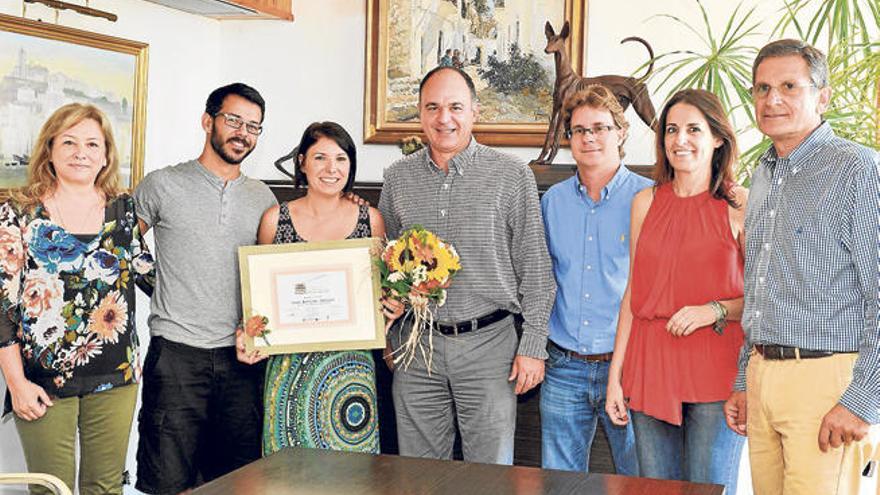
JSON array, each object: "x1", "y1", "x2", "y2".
[
  {"x1": 540, "y1": 343, "x2": 638, "y2": 474},
  {"x1": 631, "y1": 402, "x2": 744, "y2": 494}
]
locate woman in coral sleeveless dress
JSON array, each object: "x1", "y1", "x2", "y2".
[
  {"x1": 247, "y1": 122, "x2": 393, "y2": 454},
  {"x1": 605, "y1": 90, "x2": 747, "y2": 493}
]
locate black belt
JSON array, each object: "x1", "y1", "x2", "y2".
[
  {"x1": 754, "y1": 344, "x2": 841, "y2": 360},
  {"x1": 433, "y1": 310, "x2": 512, "y2": 336}
]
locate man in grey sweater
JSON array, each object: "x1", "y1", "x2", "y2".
[{"x1": 133, "y1": 83, "x2": 277, "y2": 495}]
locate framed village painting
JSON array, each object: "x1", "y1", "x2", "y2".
[
  {"x1": 0, "y1": 14, "x2": 148, "y2": 190},
  {"x1": 364, "y1": 0, "x2": 587, "y2": 146}
]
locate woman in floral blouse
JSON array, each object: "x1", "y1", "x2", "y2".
[{"x1": 0, "y1": 103, "x2": 154, "y2": 495}]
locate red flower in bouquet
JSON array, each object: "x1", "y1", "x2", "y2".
[{"x1": 244, "y1": 314, "x2": 271, "y2": 346}]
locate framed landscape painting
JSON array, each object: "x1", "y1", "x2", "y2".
[
  {"x1": 364, "y1": 0, "x2": 586, "y2": 146},
  {"x1": 0, "y1": 14, "x2": 148, "y2": 190}
]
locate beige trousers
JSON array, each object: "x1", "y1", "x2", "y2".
[{"x1": 746, "y1": 352, "x2": 880, "y2": 495}]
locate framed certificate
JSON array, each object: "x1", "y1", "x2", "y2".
[{"x1": 239, "y1": 238, "x2": 386, "y2": 355}]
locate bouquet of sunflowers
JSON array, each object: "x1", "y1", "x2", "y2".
[{"x1": 377, "y1": 225, "x2": 461, "y2": 371}]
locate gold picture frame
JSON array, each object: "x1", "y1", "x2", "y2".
[
  {"x1": 239, "y1": 238, "x2": 386, "y2": 355},
  {"x1": 364, "y1": 0, "x2": 587, "y2": 147},
  {"x1": 0, "y1": 14, "x2": 148, "y2": 190}
]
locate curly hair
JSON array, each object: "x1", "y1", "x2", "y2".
[
  {"x1": 11, "y1": 103, "x2": 122, "y2": 209},
  {"x1": 562, "y1": 83, "x2": 629, "y2": 158}
]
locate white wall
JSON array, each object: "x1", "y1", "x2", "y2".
[
  {"x1": 0, "y1": 0, "x2": 794, "y2": 492},
  {"x1": 0, "y1": 1, "x2": 221, "y2": 494},
  {"x1": 223, "y1": 0, "x2": 783, "y2": 181},
  {"x1": 220, "y1": 0, "x2": 649, "y2": 179}
]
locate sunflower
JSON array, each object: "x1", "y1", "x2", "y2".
[
  {"x1": 428, "y1": 241, "x2": 461, "y2": 283},
  {"x1": 87, "y1": 291, "x2": 128, "y2": 344},
  {"x1": 385, "y1": 239, "x2": 408, "y2": 272}
]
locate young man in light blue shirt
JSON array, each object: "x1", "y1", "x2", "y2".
[{"x1": 540, "y1": 84, "x2": 651, "y2": 474}]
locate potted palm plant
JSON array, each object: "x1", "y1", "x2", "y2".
[{"x1": 642, "y1": 0, "x2": 879, "y2": 183}]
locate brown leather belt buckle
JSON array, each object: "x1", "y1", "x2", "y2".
[
  {"x1": 548, "y1": 341, "x2": 613, "y2": 362},
  {"x1": 754, "y1": 344, "x2": 836, "y2": 360},
  {"x1": 571, "y1": 351, "x2": 613, "y2": 362}
]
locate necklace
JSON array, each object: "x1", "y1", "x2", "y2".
[{"x1": 51, "y1": 194, "x2": 104, "y2": 233}]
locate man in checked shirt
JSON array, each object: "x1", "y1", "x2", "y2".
[
  {"x1": 379, "y1": 66, "x2": 555, "y2": 464},
  {"x1": 724, "y1": 39, "x2": 880, "y2": 494}
]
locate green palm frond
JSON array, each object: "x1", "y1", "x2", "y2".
[
  {"x1": 772, "y1": 0, "x2": 878, "y2": 57},
  {"x1": 824, "y1": 42, "x2": 880, "y2": 146},
  {"x1": 645, "y1": 0, "x2": 879, "y2": 179},
  {"x1": 738, "y1": 136, "x2": 773, "y2": 186},
  {"x1": 645, "y1": 0, "x2": 762, "y2": 128}
]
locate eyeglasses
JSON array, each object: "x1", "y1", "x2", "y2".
[
  {"x1": 214, "y1": 112, "x2": 263, "y2": 135},
  {"x1": 566, "y1": 124, "x2": 616, "y2": 139},
  {"x1": 750, "y1": 82, "x2": 816, "y2": 99}
]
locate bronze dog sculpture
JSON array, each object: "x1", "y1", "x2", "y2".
[{"x1": 535, "y1": 21, "x2": 657, "y2": 165}]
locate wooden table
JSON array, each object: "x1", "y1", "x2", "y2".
[{"x1": 192, "y1": 448, "x2": 724, "y2": 495}]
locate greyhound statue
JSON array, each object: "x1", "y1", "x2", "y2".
[{"x1": 535, "y1": 21, "x2": 657, "y2": 165}]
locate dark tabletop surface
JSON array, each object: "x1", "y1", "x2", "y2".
[{"x1": 192, "y1": 447, "x2": 724, "y2": 495}]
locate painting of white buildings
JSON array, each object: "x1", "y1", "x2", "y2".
[
  {"x1": 0, "y1": 30, "x2": 135, "y2": 188},
  {"x1": 385, "y1": 0, "x2": 566, "y2": 124}
]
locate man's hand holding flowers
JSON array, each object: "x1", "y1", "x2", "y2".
[{"x1": 376, "y1": 226, "x2": 461, "y2": 372}]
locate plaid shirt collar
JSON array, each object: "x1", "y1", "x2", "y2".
[
  {"x1": 424, "y1": 137, "x2": 478, "y2": 176},
  {"x1": 760, "y1": 121, "x2": 834, "y2": 173}
]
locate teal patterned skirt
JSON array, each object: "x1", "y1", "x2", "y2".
[{"x1": 262, "y1": 350, "x2": 380, "y2": 455}]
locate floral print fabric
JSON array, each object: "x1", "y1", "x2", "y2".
[{"x1": 0, "y1": 195, "x2": 154, "y2": 405}]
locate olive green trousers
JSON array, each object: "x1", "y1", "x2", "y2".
[{"x1": 14, "y1": 383, "x2": 137, "y2": 495}]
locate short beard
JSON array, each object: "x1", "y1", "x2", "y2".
[{"x1": 210, "y1": 125, "x2": 254, "y2": 165}]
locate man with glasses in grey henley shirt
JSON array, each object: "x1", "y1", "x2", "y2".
[{"x1": 133, "y1": 83, "x2": 277, "y2": 495}]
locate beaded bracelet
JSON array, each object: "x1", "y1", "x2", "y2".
[{"x1": 708, "y1": 300, "x2": 728, "y2": 335}]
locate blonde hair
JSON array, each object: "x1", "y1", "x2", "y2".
[
  {"x1": 562, "y1": 83, "x2": 630, "y2": 158},
  {"x1": 10, "y1": 103, "x2": 122, "y2": 208}
]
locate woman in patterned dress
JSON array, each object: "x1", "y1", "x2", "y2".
[
  {"x1": 247, "y1": 121, "x2": 398, "y2": 454},
  {"x1": 0, "y1": 103, "x2": 154, "y2": 494}
]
